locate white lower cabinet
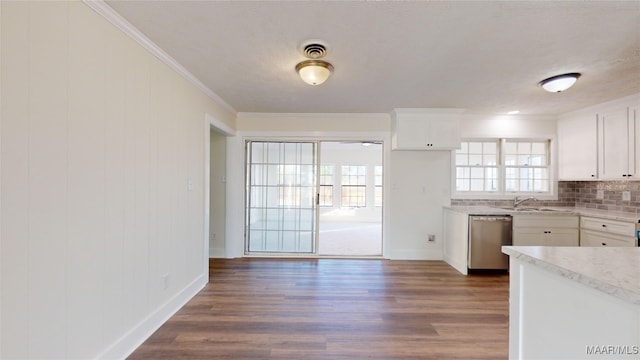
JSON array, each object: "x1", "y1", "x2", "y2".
[
  {"x1": 579, "y1": 216, "x2": 637, "y2": 247},
  {"x1": 513, "y1": 215, "x2": 579, "y2": 246}
]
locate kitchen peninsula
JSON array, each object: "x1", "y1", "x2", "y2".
[{"x1": 502, "y1": 246, "x2": 640, "y2": 359}]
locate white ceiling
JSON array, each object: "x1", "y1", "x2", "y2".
[{"x1": 105, "y1": 1, "x2": 640, "y2": 115}]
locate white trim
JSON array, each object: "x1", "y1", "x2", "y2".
[
  {"x1": 237, "y1": 130, "x2": 390, "y2": 140},
  {"x1": 206, "y1": 114, "x2": 236, "y2": 258},
  {"x1": 203, "y1": 116, "x2": 211, "y2": 273},
  {"x1": 228, "y1": 130, "x2": 393, "y2": 259},
  {"x1": 236, "y1": 112, "x2": 390, "y2": 121},
  {"x1": 206, "y1": 113, "x2": 236, "y2": 136},
  {"x1": 0, "y1": 2, "x2": 3, "y2": 356},
  {"x1": 560, "y1": 92, "x2": 640, "y2": 118},
  {"x1": 96, "y1": 274, "x2": 207, "y2": 359},
  {"x1": 209, "y1": 247, "x2": 226, "y2": 258},
  {"x1": 82, "y1": 0, "x2": 236, "y2": 115},
  {"x1": 451, "y1": 136, "x2": 559, "y2": 200}
]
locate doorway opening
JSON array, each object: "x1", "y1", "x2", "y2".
[
  {"x1": 317, "y1": 141, "x2": 382, "y2": 256},
  {"x1": 244, "y1": 140, "x2": 383, "y2": 257}
]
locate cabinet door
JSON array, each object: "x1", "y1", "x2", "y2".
[
  {"x1": 632, "y1": 105, "x2": 638, "y2": 178},
  {"x1": 513, "y1": 228, "x2": 546, "y2": 246},
  {"x1": 580, "y1": 229, "x2": 636, "y2": 247},
  {"x1": 391, "y1": 109, "x2": 461, "y2": 150},
  {"x1": 546, "y1": 228, "x2": 579, "y2": 246},
  {"x1": 394, "y1": 116, "x2": 428, "y2": 149},
  {"x1": 600, "y1": 107, "x2": 631, "y2": 179},
  {"x1": 581, "y1": 216, "x2": 636, "y2": 237},
  {"x1": 558, "y1": 114, "x2": 598, "y2": 180},
  {"x1": 428, "y1": 118, "x2": 460, "y2": 149}
]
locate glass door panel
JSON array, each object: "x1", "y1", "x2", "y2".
[{"x1": 246, "y1": 141, "x2": 317, "y2": 254}]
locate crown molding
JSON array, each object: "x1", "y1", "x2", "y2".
[
  {"x1": 82, "y1": 0, "x2": 236, "y2": 115},
  {"x1": 236, "y1": 112, "x2": 391, "y2": 120}
]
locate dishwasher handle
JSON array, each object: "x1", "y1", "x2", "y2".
[{"x1": 470, "y1": 216, "x2": 512, "y2": 222}]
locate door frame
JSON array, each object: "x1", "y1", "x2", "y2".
[{"x1": 226, "y1": 131, "x2": 391, "y2": 259}]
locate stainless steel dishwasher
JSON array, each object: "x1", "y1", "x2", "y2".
[{"x1": 468, "y1": 215, "x2": 512, "y2": 270}]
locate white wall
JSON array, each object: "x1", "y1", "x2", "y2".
[
  {"x1": 388, "y1": 150, "x2": 452, "y2": 259},
  {"x1": 232, "y1": 112, "x2": 559, "y2": 261},
  {"x1": 460, "y1": 114, "x2": 557, "y2": 138},
  {"x1": 0, "y1": 1, "x2": 235, "y2": 358}
]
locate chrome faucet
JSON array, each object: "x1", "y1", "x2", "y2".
[{"x1": 513, "y1": 196, "x2": 538, "y2": 208}]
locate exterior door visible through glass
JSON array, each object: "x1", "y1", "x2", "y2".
[{"x1": 245, "y1": 141, "x2": 317, "y2": 254}]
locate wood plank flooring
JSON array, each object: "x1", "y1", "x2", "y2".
[{"x1": 128, "y1": 259, "x2": 509, "y2": 359}]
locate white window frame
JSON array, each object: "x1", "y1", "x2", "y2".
[
  {"x1": 451, "y1": 137, "x2": 558, "y2": 200},
  {"x1": 341, "y1": 164, "x2": 367, "y2": 208}
]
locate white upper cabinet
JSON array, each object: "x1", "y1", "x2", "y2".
[
  {"x1": 599, "y1": 106, "x2": 636, "y2": 179},
  {"x1": 391, "y1": 108, "x2": 463, "y2": 150},
  {"x1": 558, "y1": 113, "x2": 598, "y2": 180},
  {"x1": 634, "y1": 103, "x2": 640, "y2": 178},
  {"x1": 558, "y1": 93, "x2": 639, "y2": 181}
]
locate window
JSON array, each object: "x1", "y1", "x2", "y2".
[
  {"x1": 319, "y1": 165, "x2": 334, "y2": 207},
  {"x1": 375, "y1": 165, "x2": 383, "y2": 207},
  {"x1": 455, "y1": 141, "x2": 498, "y2": 192},
  {"x1": 341, "y1": 165, "x2": 366, "y2": 207},
  {"x1": 454, "y1": 139, "x2": 551, "y2": 196},
  {"x1": 504, "y1": 141, "x2": 549, "y2": 192}
]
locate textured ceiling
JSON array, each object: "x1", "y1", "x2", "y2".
[{"x1": 105, "y1": 1, "x2": 640, "y2": 115}]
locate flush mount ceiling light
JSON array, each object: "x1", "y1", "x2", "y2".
[
  {"x1": 296, "y1": 41, "x2": 334, "y2": 86},
  {"x1": 538, "y1": 73, "x2": 581, "y2": 93}
]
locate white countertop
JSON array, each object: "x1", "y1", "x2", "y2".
[
  {"x1": 444, "y1": 205, "x2": 579, "y2": 216},
  {"x1": 445, "y1": 205, "x2": 640, "y2": 223},
  {"x1": 503, "y1": 246, "x2": 640, "y2": 305}
]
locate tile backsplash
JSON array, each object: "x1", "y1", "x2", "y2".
[{"x1": 451, "y1": 181, "x2": 640, "y2": 216}]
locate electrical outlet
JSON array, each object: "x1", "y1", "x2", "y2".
[
  {"x1": 428, "y1": 234, "x2": 436, "y2": 242},
  {"x1": 622, "y1": 191, "x2": 631, "y2": 201},
  {"x1": 596, "y1": 189, "x2": 604, "y2": 200}
]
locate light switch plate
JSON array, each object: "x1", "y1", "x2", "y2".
[
  {"x1": 596, "y1": 189, "x2": 604, "y2": 199},
  {"x1": 622, "y1": 191, "x2": 631, "y2": 201}
]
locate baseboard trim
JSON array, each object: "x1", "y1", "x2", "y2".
[
  {"x1": 209, "y1": 247, "x2": 226, "y2": 258},
  {"x1": 443, "y1": 254, "x2": 468, "y2": 275},
  {"x1": 97, "y1": 274, "x2": 207, "y2": 359}
]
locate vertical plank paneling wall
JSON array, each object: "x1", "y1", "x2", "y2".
[{"x1": 1, "y1": 1, "x2": 234, "y2": 358}]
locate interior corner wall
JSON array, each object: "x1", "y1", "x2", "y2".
[
  {"x1": 388, "y1": 150, "x2": 451, "y2": 259},
  {"x1": 0, "y1": 1, "x2": 235, "y2": 358}
]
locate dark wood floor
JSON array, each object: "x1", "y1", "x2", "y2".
[{"x1": 129, "y1": 258, "x2": 509, "y2": 359}]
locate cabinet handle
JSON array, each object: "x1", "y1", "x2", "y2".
[
  {"x1": 602, "y1": 224, "x2": 607, "y2": 228},
  {"x1": 601, "y1": 242, "x2": 607, "y2": 246},
  {"x1": 623, "y1": 174, "x2": 627, "y2": 177},
  {"x1": 591, "y1": 174, "x2": 595, "y2": 177}
]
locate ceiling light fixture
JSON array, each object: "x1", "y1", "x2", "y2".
[
  {"x1": 296, "y1": 41, "x2": 333, "y2": 86},
  {"x1": 538, "y1": 73, "x2": 581, "y2": 93}
]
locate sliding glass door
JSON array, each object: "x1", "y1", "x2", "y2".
[{"x1": 245, "y1": 141, "x2": 317, "y2": 254}]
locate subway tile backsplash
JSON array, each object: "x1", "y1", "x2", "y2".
[{"x1": 451, "y1": 181, "x2": 640, "y2": 216}]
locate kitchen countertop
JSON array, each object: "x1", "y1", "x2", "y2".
[
  {"x1": 445, "y1": 205, "x2": 640, "y2": 223},
  {"x1": 444, "y1": 205, "x2": 578, "y2": 216},
  {"x1": 502, "y1": 246, "x2": 640, "y2": 305}
]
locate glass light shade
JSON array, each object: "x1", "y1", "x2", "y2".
[
  {"x1": 296, "y1": 60, "x2": 333, "y2": 86},
  {"x1": 539, "y1": 73, "x2": 581, "y2": 92}
]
